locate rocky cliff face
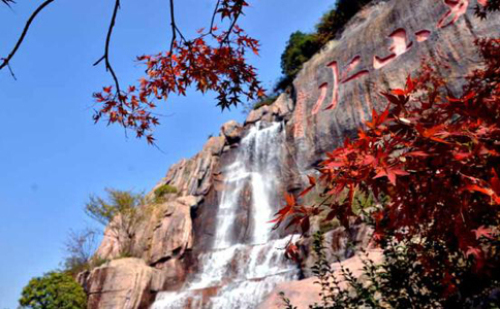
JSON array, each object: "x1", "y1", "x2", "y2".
[{"x1": 80, "y1": 0, "x2": 500, "y2": 308}]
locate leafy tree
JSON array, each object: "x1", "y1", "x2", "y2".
[
  {"x1": 314, "y1": 0, "x2": 372, "y2": 46},
  {"x1": 85, "y1": 188, "x2": 145, "y2": 256},
  {"x1": 19, "y1": 272, "x2": 86, "y2": 309},
  {"x1": 0, "y1": 0, "x2": 263, "y2": 144},
  {"x1": 274, "y1": 37, "x2": 500, "y2": 296},
  {"x1": 280, "y1": 31, "x2": 321, "y2": 82},
  {"x1": 276, "y1": 0, "x2": 374, "y2": 91}
]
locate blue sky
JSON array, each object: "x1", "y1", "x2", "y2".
[{"x1": 0, "y1": 1, "x2": 334, "y2": 307}]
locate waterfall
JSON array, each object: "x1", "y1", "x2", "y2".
[{"x1": 151, "y1": 122, "x2": 298, "y2": 309}]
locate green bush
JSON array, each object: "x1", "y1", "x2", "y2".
[
  {"x1": 154, "y1": 184, "x2": 178, "y2": 200},
  {"x1": 85, "y1": 188, "x2": 145, "y2": 256},
  {"x1": 276, "y1": 0, "x2": 373, "y2": 91},
  {"x1": 279, "y1": 31, "x2": 321, "y2": 91},
  {"x1": 19, "y1": 272, "x2": 87, "y2": 309},
  {"x1": 281, "y1": 232, "x2": 500, "y2": 309},
  {"x1": 314, "y1": 0, "x2": 373, "y2": 46}
]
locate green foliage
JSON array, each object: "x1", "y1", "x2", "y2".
[
  {"x1": 282, "y1": 232, "x2": 500, "y2": 309},
  {"x1": 90, "y1": 256, "x2": 109, "y2": 268},
  {"x1": 154, "y1": 184, "x2": 178, "y2": 203},
  {"x1": 276, "y1": 0, "x2": 373, "y2": 91},
  {"x1": 19, "y1": 272, "x2": 86, "y2": 309},
  {"x1": 85, "y1": 188, "x2": 145, "y2": 256},
  {"x1": 278, "y1": 291, "x2": 297, "y2": 309},
  {"x1": 85, "y1": 188, "x2": 144, "y2": 226},
  {"x1": 280, "y1": 31, "x2": 321, "y2": 82},
  {"x1": 314, "y1": 0, "x2": 373, "y2": 46}
]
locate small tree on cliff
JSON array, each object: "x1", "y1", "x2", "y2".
[
  {"x1": 19, "y1": 272, "x2": 86, "y2": 309},
  {"x1": 85, "y1": 188, "x2": 145, "y2": 256},
  {"x1": 62, "y1": 228, "x2": 99, "y2": 276}
]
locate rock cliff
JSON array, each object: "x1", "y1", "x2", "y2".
[{"x1": 80, "y1": 0, "x2": 500, "y2": 308}]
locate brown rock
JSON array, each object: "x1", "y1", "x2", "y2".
[
  {"x1": 285, "y1": 0, "x2": 500, "y2": 171},
  {"x1": 221, "y1": 120, "x2": 243, "y2": 144},
  {"x1": 245, "y1": 105, "x2": 270, "y2": 124},
  {"x1": 148, "y1": 199, "x2": 193, "y2": 265},
  {"x1": 258, "y1": 250, "x2": 383, "y2": 309},
  {"x1": 84, "y1": 258, "x2": 161, "y2": 309},
  {"x1": 204, "y1": 136, "x2": 225, "y2": 156}
]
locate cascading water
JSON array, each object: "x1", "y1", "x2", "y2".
[{"x1": 152, "y1": 122, "x2": 299, "y2": 309}]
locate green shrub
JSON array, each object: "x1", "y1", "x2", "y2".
[
  {"x1": 281, "y1": 232, "x2": 500, "y2": 309},
  {"x1": 279, "y1": 31, "x2": 321, "y2": 90},
  {"x1": 85, "y1": 188, "x2": 145, "y2": 256},
  {"x1": 19, "y1": 272, "x2": 87, "y2": 309},
  {"x1": 154, "y1": 184, "x2": 178, "y2": 200},
  {"x1": 314, "y1": 0, "x2": 373, "y2": 46},
  {"x1": 276, "y1": 0, "x2": 373, "y2": 91},
  {"x1": 90, "y1": 256, "x2": 109, "y2": 268}
]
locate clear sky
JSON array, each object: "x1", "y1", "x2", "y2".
[{"x1": 0, "y1": 1, "x2": 334, "y2": 307}]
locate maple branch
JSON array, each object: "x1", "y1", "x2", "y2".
[
  {"x1": 94, "y1": 0, "x2": 122, "y2": 99},
  {"x1": 221, "y1": 3, "x2": 243, "y2": 45},
  {"x1": 168, "y1": 0, "x2": 186, "y2": 53},
  {"x1": 0, "y1": 0, "x2": 55, "y2": 73},
  {"x1": 209, "y1": 0, "x2": 221, "y2": 33}
]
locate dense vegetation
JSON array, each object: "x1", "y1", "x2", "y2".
[
  {"x1": 282, "y1": 232, "x2": 500, "y2": 309},
  {"x1": 19, "y1": 272, "x2": 87, "y2": 309},
  {"x1": 275, "y1": 0, "x2": 373, "y2": 92}
]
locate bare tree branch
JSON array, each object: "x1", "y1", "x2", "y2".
[
  {"x1": 209, "y1": 0, "x2": 221, "y2": 33},
  {"x1": 0, "y1": 0, "x2": 55, "y2": 72},
  {"x1": 169, "y1": 0, "x2": 177, "y2": 53},
  {"x1": 94, "y1": 0, "x2": 122, "y2": 99}
]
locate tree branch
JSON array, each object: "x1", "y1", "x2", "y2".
[
  {"x1": 94, "y1": 0, "x2": 122, "y2": 99},
  {"x1": 1, "y1": 0, "x2": 15, "y2": 8},
  {"x1": 221, "y1": 5, "x2": 243, "y2": 45},
  {"x1": 169, "y1": 0, "x2": 177, "y2": 53},
  {"x1": 210, "y1": 0, "x2": 221, "y2": 33},
  {"x1": 0, "y1": 0, "x2": 55, "y2": 72}
]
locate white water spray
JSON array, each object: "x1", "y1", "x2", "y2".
[{"x1": 152, "y1": 122, "x2": 298, "y2": 309}]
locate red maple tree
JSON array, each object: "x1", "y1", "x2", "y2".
[
  {"x1": 92, "y1": 0, "x2": 264, "y2": 144},
  {"x1": 274, "y1": 38, "x2": 500, "y2": 271}
]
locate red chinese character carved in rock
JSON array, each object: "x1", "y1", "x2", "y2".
[
  {"x1": 312, "y1": 83, "x2": 328, "y2": 115},
  {"x1": 437, "y1": 0, "x2": 470, "y2": 28},
  {"x1": 373, "y1": 28, "x2": 413, "y2": 69},
  {"x1": 415, "y1": 30, "x2": 432, "y2": 42},
  {"x1": 293, "y1": 91, "x2": 308, "y2": 138},
  {"x1": 341, "y1": 56, "x2": 369, "y2": 84}
]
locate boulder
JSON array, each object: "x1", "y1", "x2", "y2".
[
  {"x1": 258, "y1": 249, "x2": 383, "y2": 309},
  {"x1": 221, "y1": 120, "x2": 243, "y2": 144},
  {"x1": 245, "y1": 105, "x2": 270, "y2": 124},
  {"x1": 83, "y1": 258, "x2": 161, "y2": 309}
]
